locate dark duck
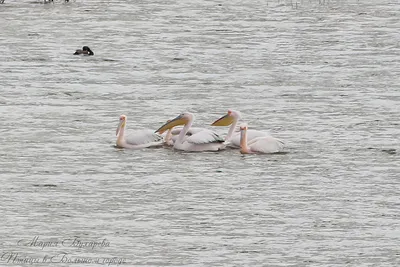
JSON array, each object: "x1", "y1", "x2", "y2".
[{"x1": 74, "y1": 46, "x2": 94, "y2": 56}]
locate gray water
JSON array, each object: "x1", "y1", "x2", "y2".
[{"x1": 0, "y1": 0, "x2": 399, "y2": 266}]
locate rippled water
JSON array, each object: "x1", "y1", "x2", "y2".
[{"x1": 0, "y1": 0, "x2": 399, "y2": 266}]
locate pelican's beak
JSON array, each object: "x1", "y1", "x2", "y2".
[
  {"x1": 157, "y1": 120, "x2": 172, "y2": 135},
  {"x1": 116, "y1": 120, "x2": 124, "y2": 136},
  {"x1": 155, "y1": 115, "x2": 186, "y2": 133},
  {"x1": 211, "y1": 113, "x2": 234, "y2": 126}
]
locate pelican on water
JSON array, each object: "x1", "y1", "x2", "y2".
[
  {"x1": 116, "y1": 115, "x2": 163, "y2": 149},
  {"x1": 239, "y1": 124, "x2": 285, "y2": 154},
  {"x1": 155, "y1": 113, "x2": 225, "y2": 152},
  {"x1": 211, "y1": 109, "x2": 270, "y2": 147}
]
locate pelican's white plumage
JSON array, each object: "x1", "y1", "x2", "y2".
[
  {"x1": 239, "y1": 124, "x2": 285, "y2": 154},
  {"x1": 211, "y1": 109, "x2": 270, "y2": 147},
  {"x1": 230, "y1": 130, "x2": 269, "y2": 147},
  {"x1": 156, "y1": 113, "x2": 225, "y2": 152},
  {"x1": 116, "y1": 115, "x2": 163, "y2": 149},
  {"x1": 185, "y1": 129, "x2": 224, "y2": 144},
  {"x1": 170, "y1": 126, "x2": 205, "y2": 136}
]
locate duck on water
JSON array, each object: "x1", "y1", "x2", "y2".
[{"x1": 74, "y1": 46, "x2": 94, "y2": 56}]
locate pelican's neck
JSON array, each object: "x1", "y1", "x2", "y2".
[
  {"x1": 165, "y1": 128, "x2": 173, "y2": 145},
  {"x1": 226, "y1": 116, "x2": 239, "y2": 141},
  {"x1": 176, "y1": 119, "x2": 193, "y2": 144},
  {"x1": 117, "y1": 123, "x2": 126, "y2": 144},
  {"x1": 240, "y1": 128, "x2": 249, "y2": 153}
]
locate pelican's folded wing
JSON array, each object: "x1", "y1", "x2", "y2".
[
  {"x1": 230, "y1": 129, "x2": 270, "y2": 147},
  {"x1": 248, "y1": 136, "x2": 285, "y2": 153},
  {"x1": 186, "y1": 129, "x2": 225, "y2": 144},
  {"x1": 171, "y1": 127, "x2": 205, "y2": 136},
  {"x1": 125, "y1": 129, "x2": 163, "y2": 145}
]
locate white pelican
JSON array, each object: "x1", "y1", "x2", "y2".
[
  {"x1": 211, "y1": 109, "x2": 269, "y2": 147},
  {"x1": 155, "y1": 113, "x2": 225, "y2": 152},
  {"x1": 239, "y1": 124, "x2": 285, "y2": 154},
  {"x1": 116, "y1": 115, "x2": 164, "y2": 149}
]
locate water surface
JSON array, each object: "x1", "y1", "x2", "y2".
[{"x1": 0, "y1": 0, "x2": 399, "y2": 266}]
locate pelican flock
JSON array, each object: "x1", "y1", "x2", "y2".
[
  {"x1": 155, "y1": 113, "x2": 225, "y2": 152},
  {"x1": 115, "y1": 110, "x2": 285, "y2": 154}
]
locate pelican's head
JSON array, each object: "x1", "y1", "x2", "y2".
[
  {"x1": 155, "y1": 113, "x2": 193, "y2": 133},
  {"x1": 211, "y1": 109, "x2": 241, "y2": 126},
  {"x1": 116, "y1": 115, "x2": 127, "y2": 136},
  {"x1": 240, "y1": 123, "x2": 248, "y2": 131}
]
